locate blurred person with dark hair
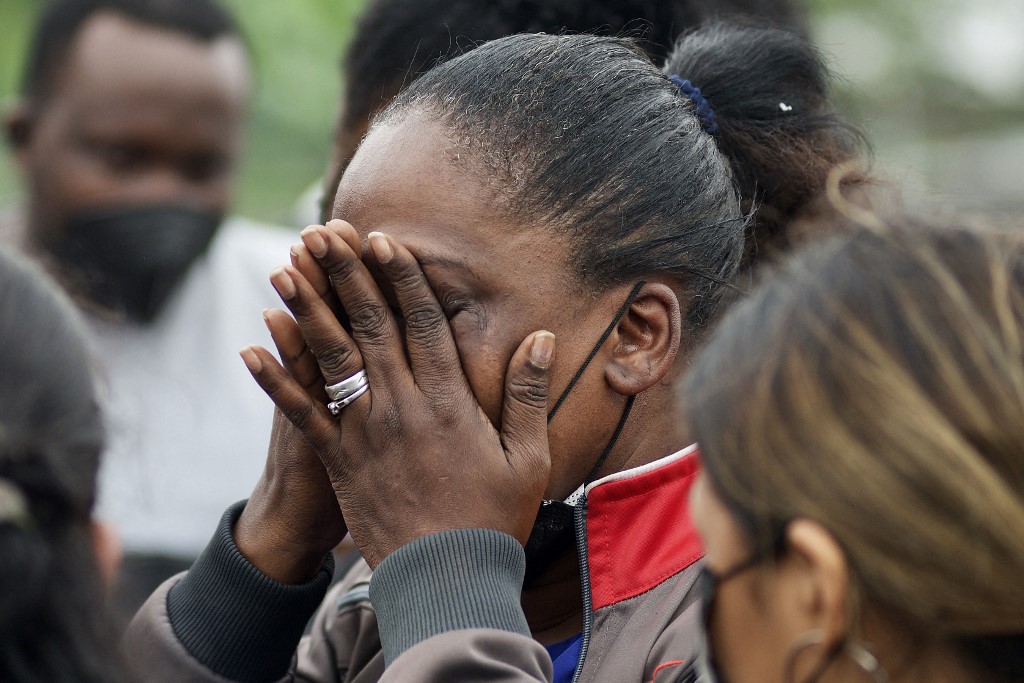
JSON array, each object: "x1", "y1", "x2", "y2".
[
  {"x1": 313, "y1": 0, "x2": 809, "y2": 222},
  {"x1": 3, "y1": 0, "x2": 295, "y2": 617},
  {"x1": 0, "y1": 248, "x2": 123, "y2": 682}
]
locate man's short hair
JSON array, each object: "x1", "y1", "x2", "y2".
[{"x1": 21, "y1": 0, "x2": 242, "y2": 102}]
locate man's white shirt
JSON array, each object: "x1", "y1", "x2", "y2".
[{"x1": 92, "y1": 218, "x2": 296, "y2": 556}]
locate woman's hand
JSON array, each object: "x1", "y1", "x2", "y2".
[
  {"x1": 255, "y1": 219, "x2": 555, "y2": 569},
  {"x1": 234, "y1": 235, "x2": 358, "y2": 584}
]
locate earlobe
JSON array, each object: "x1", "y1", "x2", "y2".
[
  {"x1": 785, "y1": 519, "x2": 851, "y2": 648},
  {"x1": 604, "y1": 282, "x2": 681, "y2": 396}
]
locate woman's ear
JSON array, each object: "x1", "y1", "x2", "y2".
[
  {"x1": 782, "y1": 519, "x2": 851, "y2": 649},
  {"x1": 90, "y1": 519, "x2": 123, "y2": 591},
  {"x1": 604, "y1": 282, "x2": 681, "y2": 396}
]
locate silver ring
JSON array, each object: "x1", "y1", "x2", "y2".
[
  {"x1": 327, "y1": 384, "x2": 369, "y2": 416},
  {"x1": 325, "y1": 370, "x2": 369, "y2": 401}
]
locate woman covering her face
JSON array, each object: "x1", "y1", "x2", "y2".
[{"x1": 125, "y1": 24, "x2": 863, "y2": 683}]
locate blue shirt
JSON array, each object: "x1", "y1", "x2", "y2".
[{"x1": 545, "y1": 634, "x2": 583, "y2": 683}]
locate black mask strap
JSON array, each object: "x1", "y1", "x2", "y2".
[
  {"x1": 583, "y1": 394, "x2": 636, "y2": 484},
  {"x1": 547, "y1": 280, "x2": 646, "y2": 423},
  {"x1": 522, "y1": 282, "x2": 646, "y2": 585}
]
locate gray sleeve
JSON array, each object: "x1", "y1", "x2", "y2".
[
  {"x1": 163, "y1": 501, "x2": 336, "y2": 681},
  {"x1": 368, "y1": 528, "x2": 532, "y2": 665},
  {"x1": 124, "y1": 576, "x2": 236, "y2": 683},
  {"x1": 381, "y1": 629, "x2": 554, "y2": 683}
]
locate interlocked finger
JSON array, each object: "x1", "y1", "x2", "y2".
[
  {"x1": 263, "y1": 307, "x2": 327, "y2": 401},
  {"x1": 269, "y1": 264, "x2": 367, "y2": 406},
  {"x1": 291, "y1": 220, "x2": 362, "y2": 331},
  {"x1": 240, "y1": 344, "x2": 338, "y2": 447},
  {"x1": 299, "y1": 222, "x2": 410, "y2": 392},
  {"x1": 365, "y1": 232, "x2": 466, "y2": 397},
  {"x1": 290, "y1": 242, "x2": 344, "y2": 327}
]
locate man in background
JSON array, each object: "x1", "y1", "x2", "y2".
[{"x1": 3, "y1": 0, "x2": 294, "y2": 618}]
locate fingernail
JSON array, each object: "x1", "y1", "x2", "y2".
[
  {"x1": 240, "y1": 347, "x2": 263, "y2": 373},
  {"x1": 531, "y1": 332, "x2": 555, "y2": 369},
  {"x1": 270, "y1": 267, "x2": 296, "y2": 299},
  {"x1": 301, "y1": 227, "x2": 328, "y2": 257},
  {"x1": 289, "y1": 245, "x2": 302, "y2": 265},
  {"x1": 368, "y1": 232, "x2": 393, "y2": 264}
]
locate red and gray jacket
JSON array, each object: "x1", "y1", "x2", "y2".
[{"x1": 124, "y1": 446, "x2": 707, "y2": 682}]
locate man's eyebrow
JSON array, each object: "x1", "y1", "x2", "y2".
[{"x1": 415, "y1": 253, "x2": 484, "y2": 282}]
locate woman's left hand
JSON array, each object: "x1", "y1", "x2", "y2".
[{"x1": 251, "y1": 220, "x2": 555, "y2": 569}]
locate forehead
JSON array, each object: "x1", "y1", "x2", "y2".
[
  {"x1": 44, "y1": 11, "x2": 249, "y2": 123},
  {"x1": 333, "y1": 114, "x2": 528, "y2": 258}
]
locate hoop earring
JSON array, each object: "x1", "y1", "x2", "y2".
[
  {"x1": 783, "y1": 630, "x2": 827, "y2": 683},
  {"x1": 845, "y1": 641, "x2": 890, "y2": 683},
  {"x1": 784, "y1": 633, "x2": 891, "y2": 683}
]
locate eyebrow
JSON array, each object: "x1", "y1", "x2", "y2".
[{"x1": 415, "y1": 253, "x2": 484, "y2": 283}]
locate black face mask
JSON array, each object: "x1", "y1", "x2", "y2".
[
  {"x1": 48, "y1": 205, "x2": 221, "y2": 323},
  {"x1": 699, "y1": 521, "x2": 789, "y2": 683},
  {"x1": 523, "y1": 281, "x2": 646, "y2": 586},
  {"x1": 698, "y1": 554, "x2": 763, "y2": 683}
]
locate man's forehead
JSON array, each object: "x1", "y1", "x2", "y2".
[{"x1": 55, "y1": 11, "x2": 249, "y2": 106}]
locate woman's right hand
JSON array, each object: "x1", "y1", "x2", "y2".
[{"x1": 233, "y1": 236, "x2": 355, "y2": 584}]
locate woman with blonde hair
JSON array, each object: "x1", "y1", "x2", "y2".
[{"x1": 685, "y1": 221, "x2": 1024, "y2": 683}]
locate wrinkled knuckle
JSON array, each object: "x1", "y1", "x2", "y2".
[
  {"x1": 403, "y1": 305, "x2": 446, "y2": 339},
  {"x1": 324, "y1": 253, "x2": 359, "y2": 284},
  {"x1": 317, "y1": 345, "x2": 358, "y2": 378},
  {"x1": 292, "y1": 307, "x2": 321, "y2": 329},
  {"x1": 348, "y1": 302, "x2": 391, "y2": 338},
  {"x1": 284, "y1": 401, "x2": 315, "y2": 430},
  {"x1": 391, "y1": 267, "x2": 427, "y2": 294},
  {"x1": 258, "y1": 370, "x2": 284, "y2": 394},
  {"x1": 511, "y1": 374, "x2": 549, "y2": 409}
]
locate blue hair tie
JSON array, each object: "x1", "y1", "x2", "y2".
[{"x1": 669, "y1": 75, "x2": 719, "y2": 135}]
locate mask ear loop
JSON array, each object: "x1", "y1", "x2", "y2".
[
  {"x1": 546, "y1": 280, "x2": 646, "y2": 484},
  {"x1": 583, "y1": 394, "x2": 636, "y2": 484},
  {"x1": 547, "y1": 281, "x2": 646, "y2": 423}
]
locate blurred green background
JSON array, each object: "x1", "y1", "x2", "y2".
[{"x1": 1, "y1": 0, "x2": 1022, "y2": 227}]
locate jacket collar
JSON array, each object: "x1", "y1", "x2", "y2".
[{"x1": 583, "y1": 445, "x2": 704, "y2": 610}]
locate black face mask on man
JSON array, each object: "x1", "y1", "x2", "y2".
[
  {"x1": 523, "y1": 281, "x2": 646, "y2": 585},
  {"x1": 47, "y1": 205, "x2": 221, "y2": 323}
]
